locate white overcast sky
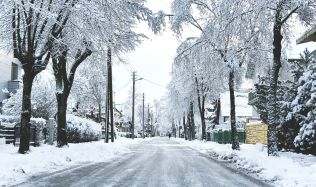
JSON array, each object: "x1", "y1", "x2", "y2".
[{"x1": 113, "y1": 0, "x2": 178, "y2": 106}]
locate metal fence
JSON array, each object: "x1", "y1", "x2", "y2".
[
  {"x1": 14, "y1": 123, "x2": 37, "y2": 146},
  {"x1": 209, "y1": 130, "x2": 246, "y2": 144}
]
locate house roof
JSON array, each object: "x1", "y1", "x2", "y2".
[
  {"x1": 220, "y1": 91, "x2": 253, "y2": 117},
  {"x1": 297, "y1": 26, "x2": 316, "y2": 44}
]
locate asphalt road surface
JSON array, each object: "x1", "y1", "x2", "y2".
[{"x1": 16, "y1": 138, "x2": 269, "y2": 187}]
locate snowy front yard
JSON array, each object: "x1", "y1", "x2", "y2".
[
  {"x1": 0, "y1": 138, "x2": 144, "y2": 186},
  {"x1": 174, "y1": 139, "x2": 316, "y2": 187}
]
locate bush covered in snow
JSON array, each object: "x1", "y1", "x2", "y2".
[
  {"x1": 66, "y1": 114, "x2": 102, "y2": 143},
  {"x1": 1, "y1": 70, "x2": 56, "y2": 120}
]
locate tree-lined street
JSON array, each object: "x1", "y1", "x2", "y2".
[
  {"x1": 1, "y1": 0, "x2": 316, "y2": 186},
  {"x1": 15, "y1": 138, "x2": 268, "y2": 187}
]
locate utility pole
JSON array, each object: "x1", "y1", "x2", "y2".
[
  {"x1": 132, "y1": 72, "x2": 135, "y2": 139},
  {"x1": 107, "y1": 47, "x2": 114, "y2": 143},
  {"x1": 142, "y1": 93, "x2": 145, "y2": 138}
]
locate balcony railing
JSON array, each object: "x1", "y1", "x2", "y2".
[{"x1": 8, "y1": 80, "x2": 20, "y2": 93}]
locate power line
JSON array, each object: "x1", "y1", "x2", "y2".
[
  {"x1": 142, "y1": 77, "x2": 164, "y2": 87},
  {"x1": 121, "y1": 63, "x2": 133, "y2": 74},
  {"x1": 116, "y1": 80, "x2": 132, "y2": 93}
]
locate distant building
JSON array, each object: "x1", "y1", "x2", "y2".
[
  {"x1": 297, "y1": 26, "x2": 316, "y2": 44},
  {"x1": 219, "y1": 90, "x2": 259, "y2": 125},
  {"x1": 0, "y1": 53, "x2": 21, "y2": 109}
]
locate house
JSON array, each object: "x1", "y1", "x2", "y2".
[
  {"x1": 297, "y1": 26, "x2": 316, "y2": 44},
  {"x1": 0, "y1": 53, "x2": 21, "y2": 110},
  {"x1": 219, "y1": 90, "x2": 259, "y2": 125}
]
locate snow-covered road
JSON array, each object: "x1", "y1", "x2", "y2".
[{"x1": 15, "y1": 138, "x2": 269, "y2": 187}]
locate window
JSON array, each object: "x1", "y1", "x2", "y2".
[{"x1": 11, "y1": 63, "x2": 18, "y2": 80}]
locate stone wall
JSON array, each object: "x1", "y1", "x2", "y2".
[{"x1": 246, "y1": 123, "x2": 268, "y2": 145}]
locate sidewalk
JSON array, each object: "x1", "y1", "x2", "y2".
[
  {"x1": 0, "y1": 138, "x2": 144, "y2": 186},
  {"x1": 174, "y1": 138, "x2": 316, "y2": 187}
]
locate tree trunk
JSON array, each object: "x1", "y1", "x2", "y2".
[
  {"x1": 98, "y1": 103, "x2": 101, "y2": 123},
  {"x1": 105, "y1": 92, "x2": 110, "y2": 143},
  {"x1": 18, "y1": 70, "x2": 35, "y2": 154},
  {"x1": 179, "y1": 120, "x2": 181, "y2": 138},
  {"x1": 56, "y1": 92, "x2": 68, "y2": 147},
  {"x1": 200, "y1": 105, "x2": 206, "y2": 140},
  {"x1": 183, "y1": 114, "x2": 187, "y2": 140},
  {"x1": 229, "y1": 71, "x2": 240, "y2": 150},
  {"x1": 195, "y1": 77, "x2": 206, "y2": 140},
  {"x1": 187, "y1": 114, "x2": 191, "y2": 141},
  {"x1": 53, "y1": 47, "x2": 92, "y2": 146},
  {"x1": 198, "y1": 96, "x2": 206, "y2": 140},
  {"x1": 268, "y1": 21, "x2": 283, "y2": 156},
  {"x1": 53, "y1": 53, "x2": 69, "y2": 147},
  {"x1": 189, "y1": 101, "x2": 195, "y2": 140},
  {"x1": 214, "y1": 99, "x2": 221, "y2": 125}
]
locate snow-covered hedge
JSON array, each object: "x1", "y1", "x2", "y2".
[
  {"x1": 66, "y1": 114, "x2": 102, "y2": 143},
  {"x1": 0, "y1": 115, "x2": 46, "y2": 146}
]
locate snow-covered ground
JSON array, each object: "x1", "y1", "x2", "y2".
[
  {"x1": 174, "y1": 139, "x2": 316, "y2": 187},
  {"x1": 0, "y1": 138, "x2": 144, "y2": 186}
]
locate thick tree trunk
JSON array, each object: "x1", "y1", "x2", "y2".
[
  {"x1": 56, "y1": 93, "x2": 68, "y2": 147},
  {"x1": 18, "y1": 70, "x2": 35, "y2": 154},
  {"x1": 268, "y1": 22, "x2": 283, "y2": 156},
  {"x1": 53, "y1": 53, "x2": 69, "y2": 147},
  {"x1": 214, "y1": 99, "x2": 221, "y2": 125},
  {"x1": 229, "y1": 71, "x2": 240, "y2": 150}
]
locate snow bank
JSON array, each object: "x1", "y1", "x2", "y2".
[
  {"x1": 175, "y1": 139, "x2": 316, "y2": 187},
  {"x1": 0, "y1": 138, "x2": 144, "y2": 186}
]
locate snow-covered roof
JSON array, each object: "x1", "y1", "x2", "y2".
[
  {"x1": 0, "y1": 52, "x2": 19, "y2": 66},
  {"x1": 297, "y1": 26, "x2": 316, "y2": 44},
  {"x1": 220, "y1": 91, "x2": 253, "y2": 117}
]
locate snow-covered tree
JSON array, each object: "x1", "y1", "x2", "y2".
[
  {"x1": 168, "y1": 38, "x2": 226, "y2": 140},
  {"x1": 254, "y1": 51, "x2": 312, "y2": 152},
  {"x1": 70, "y1": 61, "x2": 107, "y2": 121},
  {"x1": 0, "y1": 0, "x2": 79, "y2": 153},
  {"x1": 170, "y1": 0, "x2": 262, "y2": 148},
  {"x1": 289, "y1": 60, "x2": 316, "y2": 154},
  {"x1": 40, "y1": 0, "x2": 166, "y2": 146},
  {"x1": 251, "y1": 0, "x2": 316, "y2": 156},
  {"x1": 2, "y1": 70, "x2": 56, "y2": 120}
]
